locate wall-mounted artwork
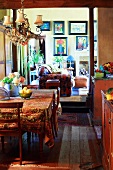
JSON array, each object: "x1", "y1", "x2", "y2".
[
  {"x1": 41, "y1": 21, "x2": 51, "y2": 31},
  {"x1": 53, "y1": 37, "x2": 68, "y2": 56},
  {"x1": 94, "y1": 20, "x2": 97, "y2": 42},
  {"x1": 69, "y1": 21, "x2": 88, "y2": 35},
  {"x1": 76, "y1": 36, "x2": 88, "y2": 51},
  {"x1": 53, "y1": 21, "x2": 65, "y2": 35}
]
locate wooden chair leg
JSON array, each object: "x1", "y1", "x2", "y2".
[
  {"x1": 19, "y1": 134, "x2": 22, "y2": 165},
  {"x1": 50, "y1": 115, "x2": 55, "y2": 139},
  {"x1": 53, "y1": 112, "x2": 58, "y2": 137},
  {"x1": 27, "y1": 132, "x2": 31, "y2": 139},
  {"x1": 1, "y1": 136, "x2": 4, "y2": 152},
  {"x1": 38, "y1": 134, "x2": 43, "y2": 159}
]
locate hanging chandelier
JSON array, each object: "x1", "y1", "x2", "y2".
[{"x1": 2, "y1": 0, "x2": 43, "y2": 46}]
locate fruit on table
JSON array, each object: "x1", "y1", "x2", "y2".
[
  {"x1": 106, "y1": 88, "x2": 113, "y2": 100},
  {"x1": 19, "y1": 87, "x2": 32, "y2": 98},
  {"x1": 106, "y1": 94, "x2": 113, "y2": 100}
]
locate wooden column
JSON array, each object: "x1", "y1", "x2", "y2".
[
  {"x1": 12, "y1": 9, "x2": 17, "y2": 72},
  {"x1": 89, "y1": 7, "x2": 94, "y2": 93}
]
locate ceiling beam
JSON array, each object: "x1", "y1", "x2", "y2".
[{"x1": 0, "y1": 0, "x2": 113, "y2": 9}]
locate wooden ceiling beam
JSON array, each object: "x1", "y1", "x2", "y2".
[{"x1": 0, "y1": 0, "x2": 113, "y2": 9}]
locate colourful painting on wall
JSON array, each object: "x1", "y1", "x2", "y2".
[
  {"x1": 76, "y1": 36, "x2": 88, "y2": 51},
  {"x1": 53, "y1": 21, "x2": 65, "y2": 35},
  {"x1": 69, "y1": 21, "x2": 88, "y2": 35},
  {"x1": 41, "y1": 21, "x2": 50, "y2": 31},
  {"x1": 53, "y1": 37, "x2": 68, "y2": 56}
]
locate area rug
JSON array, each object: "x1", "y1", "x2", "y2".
[{"x1": 58, "y1": 113, "x2": 92, "y2": 126}]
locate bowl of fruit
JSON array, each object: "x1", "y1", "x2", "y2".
[{"x1": 19, "y1": 87, "x2": 32, "y2": 99}]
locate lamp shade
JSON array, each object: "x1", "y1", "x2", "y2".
[
  {"x1": 67, "y1": 55, "x2": 75, "y2": 62},
  {"x1": 3, "y1": 16, "x2": 13, "y2": 25},
  {"x1": 15, "y1": 12, "x2": 25, "y2": 23},
  {"x1": 34, "y1": 15, "x2": 43, "y2": 26}
]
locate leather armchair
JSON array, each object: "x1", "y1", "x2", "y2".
[{"x1": 39, "y1": 73, "x2": 71, "y2": 97}]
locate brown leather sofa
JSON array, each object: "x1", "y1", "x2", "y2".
[{"x1": 39, "y1": 73, "x2": 71, "y2": 97}]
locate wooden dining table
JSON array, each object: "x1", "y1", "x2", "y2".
[{"x1": 0, "y1": 89, "x2": 57, "y2": 153}]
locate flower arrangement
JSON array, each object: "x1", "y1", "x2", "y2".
[
  {"x1": 95, "y1": 69, "x2": 104, "y2": 73},
  {"x1": 0, "y1": 72, "x2": 25, "y2": 87},
  {"x1": 95, "y1": 69, "x2": 104, "y2": 78},
  {"x1": 103, "y1": 62, "x2": 113, "y2": 74}
]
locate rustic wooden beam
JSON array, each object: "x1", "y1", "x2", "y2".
[
  {"x1": 0, "y1": 0, "x2": 113, "y2": 9},
  {"x1": 89, "y1": 7, "x2": 94, "y2": 93},
  {"x1": 12, "y1": 9, "x2": 17, "y2": 72}
]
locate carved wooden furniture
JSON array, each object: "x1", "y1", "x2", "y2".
[
  {"x1": 0, "y1": 101, "x2": 24, "y2": 165},
  {"x1": 91, "y1": 77, "x2": 113, "y2": 123},
  {"x1": 101, "y1": 90, "x2": 113, "y2": 170},
  {"x1": 52, "y1": 88, "x2": 60, "y2": 137}
]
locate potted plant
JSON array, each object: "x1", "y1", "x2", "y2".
[
  {"x1": 0, "y1": 72, "x2": 25, "y2": 97},
  {"x1": 53, "y1": 54, "x2": 64, "y2": 68},
  {"x1": 27, "y1": 49, "x2": 44, "y2": 71}
]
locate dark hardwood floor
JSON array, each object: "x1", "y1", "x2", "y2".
[{"x1": 0, "y1": 88, "x2": 103, "y2": 170}]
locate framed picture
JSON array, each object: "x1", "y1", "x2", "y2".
[
  {"x1": 41, "y1": 21, "x2": 50, "y2": 31},
  {"x1": 76, "y1": 36, "x2": 88, "y2": 51},
  {"x1": 68, "y1": 21, "x2": 88, "y2": 35},
  {"x1": 53, "y1": 37, "x2": 68, "y2": 56},
  {"x1": 53, "y1": 21, "x2": 65, "y2": 35},
  {"x1": 94, "y1": 20, "x2": 97, "y2": 42},
  {"x1": 94, "y1": 41, "x2": 97, "y2": 51}
]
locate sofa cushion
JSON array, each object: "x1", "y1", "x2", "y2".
[{"x1": 38, "y1": 64, "x2": 52, "y2": 76}]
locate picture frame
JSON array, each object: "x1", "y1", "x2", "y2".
[
  {"x1": 53, "y1": 37, "x2": 68, "y2": 56},
  {"x1": 94, "y1": 20, "x2": 97, "y2": 42},
  {"x1": 53, "y1": 21, "x2": 65, "y2": 35},
  {"x1": 94, "y1": 41, "x2": 97, "y2": 51},
  {"x1": 41, "y1": 21, "x2": 50, "y2": 31},
  {"x1": 68, "y1": 21, "x2": 88, "y2": 35},
  {"x1": 76, "y1": 36, "x2": 88, "y2": 51}
]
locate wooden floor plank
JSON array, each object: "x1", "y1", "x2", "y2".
[
  {"x1": 0, "y1": 124, "x2": 103, "y2": 170},
  {"x1": 58, "y1": 125, "x2": 71, "y2": 168},
  {"x1": 70, "y1": 126, "x2": 80, "y2": 163},
  {"x1": 87, "y1": 127, "x2": 103, "y2": 169},
  {"x1": 70, "y1": 126, "x2": 80, "y2": 170},
  {"x1": 79, "y1": 127, "x2": 93, "y2": 169}
]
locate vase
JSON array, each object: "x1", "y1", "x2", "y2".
[{"x1": 4, "y1": 84, "x2": 19, "y2": 97}]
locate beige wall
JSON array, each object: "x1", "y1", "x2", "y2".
[
  {"x1": 24, "y1": 8, "x2": 98, "y2": 76},
  {"x1": 0, "y1": 8, "x2": 98, "y2": 75},
  {"x1": 24, "y1": 8, "x2": 90, "y2": 66},
  {"x1": 98, "y1": 8, "x2": 113, "y2": 67}
]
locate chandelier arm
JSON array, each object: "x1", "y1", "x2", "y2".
[{"x1": 2, "y1": 0, "x2": 43, "y2": 46}]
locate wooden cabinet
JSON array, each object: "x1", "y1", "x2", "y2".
[
  {"x1": 101, "y1": 90, "x2": 113, "y2": 170},
  {"x1": 91, "y1": 77, "x2": 113, "y2": 122}
]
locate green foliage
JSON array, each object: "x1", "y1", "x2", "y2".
[
  {"x1": 2, "y1": 77, "x2": 13, "y2": 84},
  {"x1": 53, "y1": 55, "x2": 64, "y2": 63},
  {"x1": 106, "y1": 88, "x2": 113, "y2": 94},
  {"x1": 27, "y1": 49, "x2": 44, "y2": 70}
]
